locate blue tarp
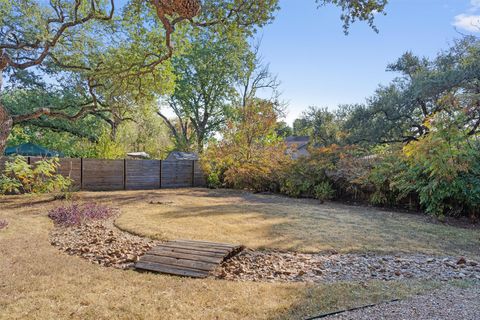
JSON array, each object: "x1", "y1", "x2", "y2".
[{"x1": 4, "y1": 143, "x2": 63, "y2": 157}]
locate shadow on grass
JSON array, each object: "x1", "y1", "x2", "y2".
[{"x1": 136, "y1": 193, "x2": 480, "y2": 257}]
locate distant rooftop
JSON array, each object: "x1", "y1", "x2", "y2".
[
  {"x1": 285, "y1": 136, "x2": 310, "y2": 150},
  {"x1": 127, "y1": 152, "x2": 150, "y2": 159},
  {"x1": 285, "y1": 136, "x2": 310, "y2": 143},
  {"x1": 165, "y1": 151, "x2": 199, "y2": 161}
]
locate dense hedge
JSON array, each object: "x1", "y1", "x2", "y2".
[{"x1": 203, "y1": 116, "x2": 480, "y2": 220}]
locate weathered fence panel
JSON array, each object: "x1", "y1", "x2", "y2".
[
  {"x1": 58, "y1": 158, "x2": 82, "y2": 189},
  {"x1": 126, "y1": 159, "x2": 161, "y2": 190},
  {"x1": 161, "y1": 160, "x2": 193, "y2": 188},
  {"x1": 0, "y1": 156, "x2": 206, "y2": 191},
  {"x1": 193, "y1": 161, "x2": 206, "y2": 187},
  {"x1": 82, "y1": 159, "x2": 125, "y2": 191}
]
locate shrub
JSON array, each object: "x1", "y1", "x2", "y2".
[
  {"x1": 0, "y1": 156, "x2": 72, "y2": 195},
  {"x1": 314, "y1": 181, "x2": 335, "y2": 201},
  {"x1": 280, "y1": 159, "x2": 323, "y2": 197},
  {"x1": 202, "y1": 100, "x2": 291, "y2": 192},
  {"x1": 206, "y1": 171, "x2": 222, "y2": 189},
  {"x1": 48, "y1": 203, "x2": 115, "y2": 226},
  {"x1": 280, "y1": 144, "x2": 367, "y2": 199},
  {"x1": 359, "y1": 146, "x2": 411, "y2": 206},
  {"x1": 400, "y1": 115, "x2": 480, "y2": 218},
  {"x1": 0, "y1": 219, "x2": 8, "y2": 230}
]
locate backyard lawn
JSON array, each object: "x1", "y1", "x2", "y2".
[
  {"x1": 1, "y1": 188, "x2": 479, "y2": 319},
  {"x1": 115, "y1": 188, "x2": 479, "y2": 257}
]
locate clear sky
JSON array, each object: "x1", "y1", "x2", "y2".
[{"x1": 258, "y1": 0, "x2": 480, "y2": 124}]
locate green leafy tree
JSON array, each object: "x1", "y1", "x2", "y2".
[
  {"x1": 0, "y1": 0, "x2": 389, "y2": 155},
  {"x1": 275, "y1": 121, "x2": 293, "y2": 138},
  {"x1": 293, "y1": 106, "x2": 344, "y2": 146},
  {"x1": 343, "y1": 37, "x2": 480, "y2": 144},
  {"x1": 0, "y1": 0, "x2": 283, "y2": 154},
  {"x1": 158, "y1": 29, "x2": 248, "y2": 152},
  {"x1": 400, "y1": 114, "x2": 480, "y2": 218},
  {"x1": 318, "y1": 0, "x2": 388, "y2": 33}
]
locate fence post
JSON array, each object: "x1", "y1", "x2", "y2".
[
  {"x1": 80, "y1": 158, "x2": 84, "y2": 190},
  {"x1": 123, "y1": 159, "x2": 127, "y2": 190},
  {"x1": 192, "y1": 160, "x2": 195, "y2": 187},
  {"x1": 159, "y1": 160, "x2": 162, "y2": 189}
]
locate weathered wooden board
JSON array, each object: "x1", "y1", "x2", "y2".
[
  {"x1": 82, "y1": 159, "x2": 124, "y2": 191},
  {"x1": 57, "y1": 158, "x2": 82, "y2": 189},
  {"x1": 161, "y1": 160, "x2": 193, "y2": 188},
  {"x1": 193, "y1": 161, "x2": 207, "y2": 187},
  {"x1": 126, "y1": 160, "x2": 161, "y2": 190},
  {"x1": 135, "y1": 240, "x2": 244, "y2": 278}
]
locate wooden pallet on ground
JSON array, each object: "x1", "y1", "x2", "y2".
[{"x1": 135, "y1": 239, "x2": 244, "y2": 278}]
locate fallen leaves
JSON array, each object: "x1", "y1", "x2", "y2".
[
  {"x1": 50, "y1": 216, "x2": 159, "y2": 269},
  {"x1": 214, "y1": 250, "x2": 480, "y2": 283}
]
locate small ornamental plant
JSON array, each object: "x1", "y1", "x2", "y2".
[
  {"x1": 48, "y1": 203, "x2": 115, "y2": 226},
  {"x1": 0, "y1": 219, "x2": 8, "y2": 230}
]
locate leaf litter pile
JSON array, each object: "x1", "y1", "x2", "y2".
[{"x1": 49, "y1": 203, "x2": 159, "y2": 269}]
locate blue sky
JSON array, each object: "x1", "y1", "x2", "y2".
[{"x1": 259, "y1": 0, "x2": 480, "y2": 124}]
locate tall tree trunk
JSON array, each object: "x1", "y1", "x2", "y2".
[
  {"x1": 0, "y1": 66, "x2": 12, "y2": 154},
  {"x1": 196, "y1": 131, "x2": 204, "y2": 154}
]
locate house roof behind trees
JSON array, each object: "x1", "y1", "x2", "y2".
[
  {"x1": 165, "y1": 151, "x2": 199, "y2": 161},
  {"x1": 285, "y1": 136, "x2": 310, "y2": 149}
]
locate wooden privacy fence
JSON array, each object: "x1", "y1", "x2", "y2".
[{"x1": 0, "y1": 157, "x2": 206, "y2": 191}]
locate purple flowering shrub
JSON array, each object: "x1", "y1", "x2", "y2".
[
  {"x1": 0, "y1": 219, "x2": 8, "y2": 230},
  {"x1": 48, "y1": 203, "x2": 115, "y2": 226}
]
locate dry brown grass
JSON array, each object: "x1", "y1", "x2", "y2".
[
  {"x1": 0, "y1": 189, "x2": 478, "y2": 319},
  {"x1": 114, "y1": 188, "x2": 480, "y2": 257}
]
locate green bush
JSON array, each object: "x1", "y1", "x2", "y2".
[
  {"x1": 399, "y1": 115, "x2": 480, "y2": 218},
  {"x1": 206, "y1": 171, "x2": 222, "y2": 189},
  {"x1": 313, "y1": 181, "x2": 335, "y2": 201},
  {"x1": 280, "y1": 145, "x2": 367, "y2": 199},
  {"x1": 0, "y1": 156, "x2": 72, "y2": 195},
  {"x1": 280, "y1": 160, "x2": 318, "y2": 197}
]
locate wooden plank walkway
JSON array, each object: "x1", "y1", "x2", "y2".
[{"x1": 135, "y1": 240, "x2": 244, "y2": 278}]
